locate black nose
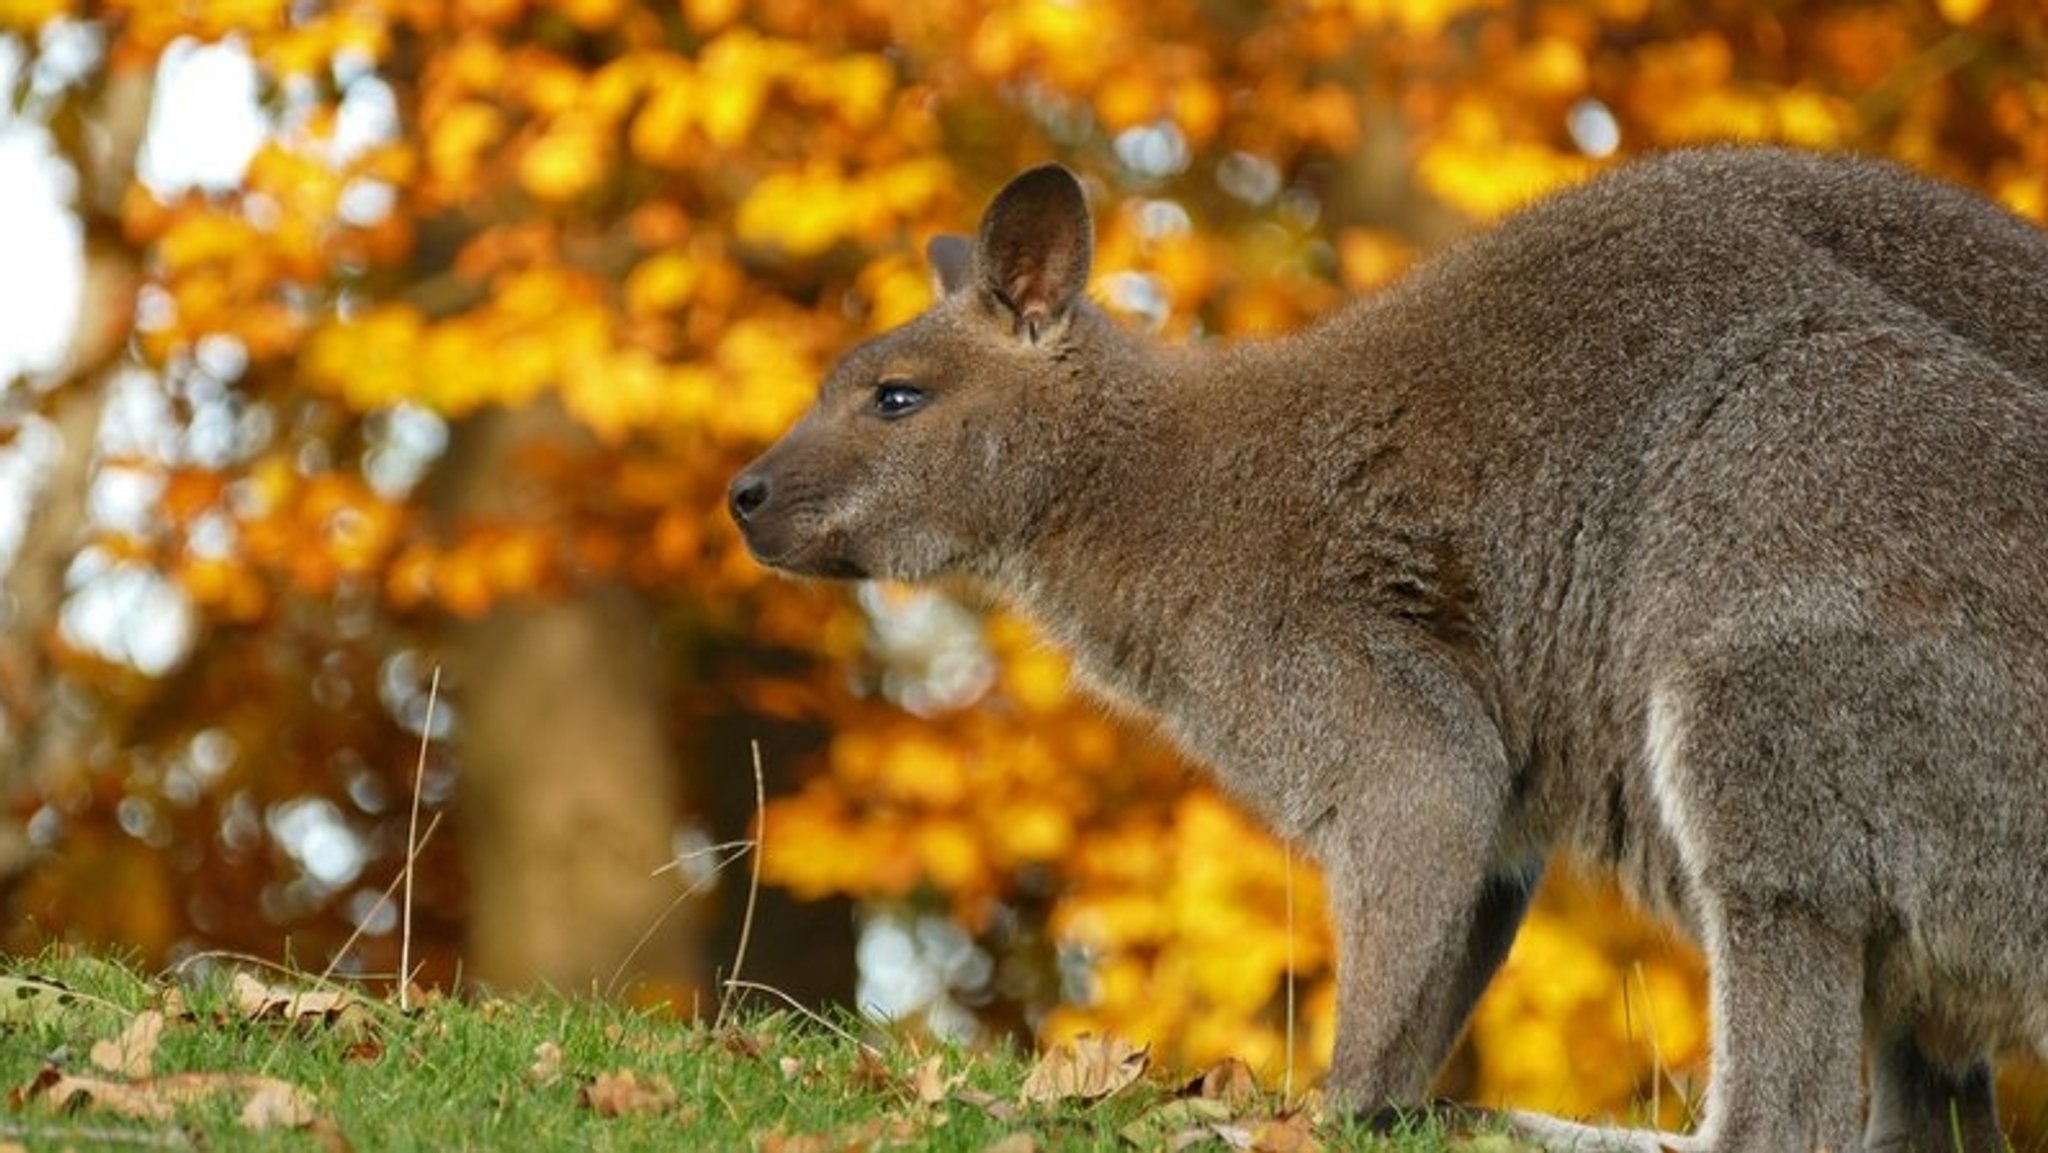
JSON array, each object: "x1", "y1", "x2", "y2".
[{"x1": 729, "y1": 473, "x2": 770, "y2": 523}]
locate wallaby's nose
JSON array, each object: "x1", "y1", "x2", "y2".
[{"x1": 728, "y1": 472, "x2": 770, "y2": 524}]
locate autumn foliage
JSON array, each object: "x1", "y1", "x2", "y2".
[{"x1": 1, "y1": 0, "x2": 2044, "y2": 1133}]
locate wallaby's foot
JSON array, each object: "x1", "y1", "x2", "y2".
[{"x1": 1503, "y1": 1110, "x2": 1697, "y2": 1152}]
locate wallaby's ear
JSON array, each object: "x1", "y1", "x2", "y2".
[
  {"x1": 976, "y1": 164, "x2": 1092, "y2": 343},
  {"x1": 927, "y1": 235, "x2": 974, "y2": 296}
]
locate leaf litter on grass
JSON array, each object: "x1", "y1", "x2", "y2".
[
  {"x1": 7, "y1": 967, "x2": 348, "y2": 1148},
  {"x1": 6, "y1": 952, "x2": 1548, "y2": 1152}
]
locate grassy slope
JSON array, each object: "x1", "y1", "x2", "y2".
[{"x1": 0, "y1": 949, "x2": 1524, "y2": 1152}]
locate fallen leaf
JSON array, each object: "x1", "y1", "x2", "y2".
[
  {"x1": 1184, "y1": 1057, "x2": 1262, "y2": 1111},
  {"x1": 0, "y1": 976, "x2": 89, "y2": 1029},
  {"x1": 20, "y1": 1067, "x2": 318, "y2": 1128},
  {"x1": 240, "y1": 1078, "x2": 319, "y2": 1130},
  {"x1": 25, "y1": 1072, "x2": 174, "y2": 1120},
  {"x1": 1118, "y1": 1097, "x2": 1234, "y2": 1149},
  {"x1": 343, "y1": 1037, "x2": 386, "y2": 1064},
  {"x1": 231, "y1": 972, "x2": 356, "y2": 1023},
  {"x1": 956, "y1": 1087, "x2": 1021, "y2": 1122},
  {"x1": 1019, "y1": 1034, "x2": 1149, "y2": 1104},
  {"x1": 777, "y1": 1054, "x2": 805, "y2": 1080},
  {"x1": 715, "y1": 1025, "x2": 766, "y2": 1059},
  {"x1": 909, "y1": 1054, "x2": 956, "y2": 1106},
  {"x1": 90, "y1": 1010, "x2": 165, "y2": 1079},
  {"x1": 847, "y1": 1047, "x2": 896, "y2": 1093},
  {"x1": 1246, "y1": 1112, "x2": 1324, "y2": 1153},
  {"x1": 527, "y1": 1040, "x2": 565, "y2": 1086},
  {"x1": 981, "y1": 1135, "x2": 1039, "y2": 1153},
  {"x1": 579, "y1": 1069, "x2": 678, "y2": 1117}
]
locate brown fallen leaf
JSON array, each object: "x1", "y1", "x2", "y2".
[
  {"x1": 847, "y1": 1047, "x2": 897, "y2": 1093},
  {"x1": 579, "y1": 1069, "x2": 678, "y2": 1117},
  {"x1": 26, "y1": 1071, "x2": 173, "y2": 1120},
  {"x1": 240, "y1": 1078, "x2": 319, "y2": 1130},
  {"x1": 980, "y1": 1134, "x2": 1039, "y2": 1153},
  {"x1": 527, "y1": 1040, "x2": 565, "y2": 1086},
  {"x1": 715, "y1": 1024, "x2": 767, "y2": 1060},
  {"x1": 21, "y1": 1066, "x2": 319, "y2": 1129},
  {"x1": 1019, "y1": 1034, "x2": 1149, "y2": 1104},
  {"x1": 955, "y1": 1087, "x2": 1021, "y2": 1123},
  {"x1": 343, "y1": 1036, "x2": 386, "y2": 1064},
  {"x1": 1184, "y1": 1057, "x2": 1261, "y2": 1111},
  {"x1": 89, "y1": 1009, "x2": 165, "y2": 1079},
  {"x1": 231, "y1": 972, "x2": 356, "y2": 1024},
  {"x1": 908, "y1": 1054, "x2": 957, "y2": 1106}
]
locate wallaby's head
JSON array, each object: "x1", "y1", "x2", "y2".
[{"x1": 729, "y1": 164, "x2": 1102, "y2": 581}]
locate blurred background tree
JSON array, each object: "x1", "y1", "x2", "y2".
[{"x1": 0, "y1": 0, "x2": 2041, "y2": 1132}]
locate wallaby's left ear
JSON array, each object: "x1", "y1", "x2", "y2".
[
  {"x1": 927, "y1": 235, "x2": 973, "y2": 296},
  {"x1": 975, "y1": 164, "x2": 1092, "y2": 343}
]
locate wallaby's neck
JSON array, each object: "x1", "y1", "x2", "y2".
[{"x1": 985, "y1": 304, "x2": 1446, "y2": 729}]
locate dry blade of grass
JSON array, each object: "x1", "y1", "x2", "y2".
[
  {"x1": 400, "y1": 665, "x2": 441, "y2": 1012},
  {"x1": 714, "y1": 739, "x2": 768, "y2": 1034},
  {"x1": 1285, "y1": 841, "x2": 1297, "y2": 1102}
]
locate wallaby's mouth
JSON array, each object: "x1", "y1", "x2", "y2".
[{"x1": 748, "y1": 539, "x2": 870, "y2": 581}]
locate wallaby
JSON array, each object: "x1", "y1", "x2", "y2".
[{"x1": 728, "y1": 147, "x2": 2048, "y2": 1152}]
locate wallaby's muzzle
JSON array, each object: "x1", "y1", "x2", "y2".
[{"x1": 726, "y1": 455, "x2": 870, "y2": 580}]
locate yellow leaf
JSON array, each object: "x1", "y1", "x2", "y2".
[
  {"x1": 683, "y1": 0, "x2": 743, "y2": 34},
  {"x1": 426, "y1": 101, "x2": 505, "y2": 192},
  {"x1": 518, "y1": 120, "x2": 609, "y2": 202},
  {"x1": 0, "y1": 0, "x2": 72, "y2": 31}
]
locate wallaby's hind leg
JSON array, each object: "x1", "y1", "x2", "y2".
[
  {"x1": 1865, "y1": 1035, "x2": 2000, "y2": 1153},
  {"x1": 1644, "y1": 682, "x2": 1867, "y2": 1151},
  {"x1": 1687, "y1": 899, "x2": 1867, "y2": 1151}
]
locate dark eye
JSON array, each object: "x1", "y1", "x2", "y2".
[{"x1": 872, "y1": 381, "x2": 927, "y2": 418}]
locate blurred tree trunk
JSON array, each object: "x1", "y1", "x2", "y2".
[
  {"x1": 0, "y1": 61, "x2": 151, "y2": 889},
  {"x1": 429, "y1": 405, "x2": 706, "y2": 996}
]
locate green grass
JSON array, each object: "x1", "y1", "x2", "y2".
[{"x1": 0, "y1": 948, "x2": 1524, "y2": 1151}]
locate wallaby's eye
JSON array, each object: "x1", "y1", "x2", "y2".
[{"x1": 872, "y1": 381, "x2": 928, "y2": 419}]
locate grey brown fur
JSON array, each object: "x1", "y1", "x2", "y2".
[{"x1": 729, "y1": 148, "x2": 2048, "y2": 1151}]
